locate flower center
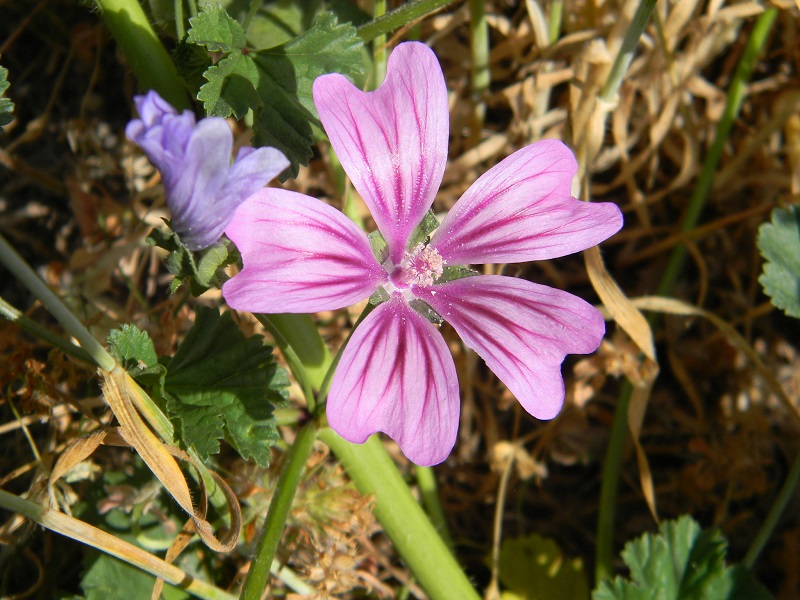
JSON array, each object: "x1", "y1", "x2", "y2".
[{"x1": 390, "y1": 243, "x2": 445, "y2": 289}]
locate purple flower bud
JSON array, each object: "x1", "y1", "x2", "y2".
[{"x1": 126, "y1": 90, "x2": 289, "y2": 251}]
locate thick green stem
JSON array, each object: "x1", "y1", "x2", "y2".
[
  {"x1": 595, "y1": 381, "x2": 632, "y2": 583},
  {"x1": 267, "y1": 314, "x2": 333, "y2": 390},
  {"x1": 744, "y1": 450, "x2": 800, "y2": 568},
  {"x1": 372, "y1": 0, "x2": 388, "y2": 86},
  {"x1": 319, "y1": 430, "x2": 479, "y2": 600},
  {"x1": 357, "y1": 0, "x2": 457, "y2": 42},
  {"x1": 0, "y1": 234, "x2": 115, "y2": 371},
  {"x1": 241, "y1": 422, "x2": 317, "y2": 600},
  {"x1": 94, "y1": 0, "x2": 191, "y2": 110},
  {"x1": 416, "y1": 465, "x2": 455, "y2": 553}
]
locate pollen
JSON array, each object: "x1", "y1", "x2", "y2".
[{"x1": 398, "y1": 243, "x2": 445, "y2": 287}]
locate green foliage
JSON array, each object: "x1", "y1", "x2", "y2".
[
  {"x1": 81, "y1": 552, "x2": 189, "y2": 600},
  {"x1": 161, "y1": 306, "x2": 288, "y2": 466},
  {"x1": 593, "y1": 516, "x2": 772, "y2": 600},
  {"x1": 146, "y1": 228, "x2": 238, "y2": 296},
  {"x1": 186, "y1": 4, "x2": 364, "y2": 178},
  {"x1": 106, "y1": 308, "x2": 288, "y2": 467},
  {"x1": 496, "y1": 534, "x2": 589, "y2": 600},
  {"x1": 757, "y1": 206, "x2": 800, "y2": 318},
  {"x1": 0, "y1": 61, "x2": 15, "y2": 131}
]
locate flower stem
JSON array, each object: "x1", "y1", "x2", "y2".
[
  {"x1": 266, "y1": 314, "x2": 333, "y2": 391},
  {"x1": 319, "y1": 429, "x2": 480, "y2": 600},
  {"x1": 93, "y1": 0, "x2": 191, "y2": 111},
  {"x1": 357, "y1": 0, "x2": 458, "y2": 43},
  {"x1": 416, "y1": 465, "x2": 455, "y2": 553},
  {"x1": 372, "y1": 0, "x2": 388, "y2": 86},
  {"x1": 595, "y1": 379, "x2": 632, "y2": 583},
  {"x1": 240, "y1": 421, "x2": 317, "y2": 600},
  {"x1": 0, "y1": 234, "x2": 115, "y2": 371}
]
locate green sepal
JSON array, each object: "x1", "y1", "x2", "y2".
[
  {"x1": 409, "y1": 298, "x2": 443, "y2": 325},
  {"x1": 406, "y1": 210, "x2": 440, "y2": 251},
  {"x1": 369, "y1": 286, "x2": 390, "y2": 306},
  {"x1": 146, "y1": 227, "x2": 237, "y2": 296},
  {"x1": 438, "y1": 265, "x2": 480, "y2": 284},
  {"x1": 369, "y1": 229, "x2": 389, "y2": 264}
]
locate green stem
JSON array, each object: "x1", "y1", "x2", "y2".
[
  {"x1": 0, "y1": 295, "x2": 94, "y2": 364},
  {"x1": 468, "y1": 0, "x2": 489, "y2": 145},
  {"x1": 416, "y1": 465, "x2": 455, "y2": 553},
  {"x1": 548, "y1": 0, "x2": 563, "y2": 45},
  {"x1": 372, "y1": 0, "x2": 388, "y2": 86},
  {"x1": 94, "y1": 0, "x2": 191, "y2": 110},
  {"x1": 319, "y1": 430, "x2": 479, "y2": 600},
  {"x1": 655, "y1": 8, "x2": 777, "y2": 298},
  {"x1": 240, "y1": 421, "x2": 317, "y2": 600},
  {"x1": 266, "y1": 314, "x2": 333, "y2": 390},
  {"x1": 357, "y1": 0, "x2": 457, "y2": 43},
  {"x1": 0, "y1": 489, "x2": 236, "y2": 600},
  {"x1": 256, "y1": 314, "x2": 315, "y2": 411},
  {"x1": 599, "y1": 0, "x2": 657, "y2": 104},
  {"x1": 174, "y1": 0, "x2": 185, "y2": 40},
  {"x1": 595, "y1": 380, "x2": 632, "y2": 583},
  {"x1": 0, "y1": 234, "x2": 115, "y2": 371},
  {"x1": 744, "y1": 450, "x2": 800, "y2": 568}
]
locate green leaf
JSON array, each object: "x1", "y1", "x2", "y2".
[
  {"x1": 757, "y1": 206, "x2": 800, "y2": 318},
  {"x1": 107, "y1": 324, "x2": 158, "y2": 369},
  {"x1": 82, "y1": 552, "x2": 189, "y2": 600},
  {"x1": 0, "y1": 62, "x2": 15, "y2": 131},
  {"x1": 162, "y1": 306, "x2": 289, "y2": 466},
  {"x1": 188, "y1": 4, "x2": 364, "y2": 178},
  {"x1": 187, "y1": 3, "x2": 246, "y2": 52},
  {"x1": 593, "y1": 516, "x2": 772, "y2": 600},
  {"x1": 497, "y1": 534, "x2": 589, "y2": 600}
]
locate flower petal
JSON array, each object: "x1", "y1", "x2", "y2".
[
  {"x1": 222, "y1": 189, "x2": 386, "y2": 313},
  {"x1": 415, "y1": 275, "x2": 605, "y2": 420},
  {"x1": 327, "y1": 296, "x2": 460, "y2": 466},
  {"x1": 313, "y1": 42, "x2": 449, "y2": 264},
  {"x1": 430, "y1": 140, "x2": 623, "y2": 264}
]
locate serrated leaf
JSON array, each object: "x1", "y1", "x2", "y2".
[
  {"x1": 497, "y1": 534, "x2": 589, "y2": 600},
  {"x1": 107, "y1": 324, "x2": 158, "y2": 370},
  {"x1": 592, "y1": 516, "x2": 772, "y2": 600},
  {"x1": 757, "y1": 206, "x2": 800, "y2": 318},
  {"x1": 187, "y1": 3, "x2": 246, "y2": 52},
  {"x1": 197, "y1": 51, "x2": 261, "y2": 119},
  {"x1": 0, "y1": 63, "x2": 15, "y2": 131},
  {"x1": 188, "y1": 5, "x2": 364, "y2": 178},
  {"x1": 162, "y1": 306, "x2": 288, "y2": 466}
]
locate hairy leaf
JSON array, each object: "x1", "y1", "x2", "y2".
[
  {"x1": 757, "y1": 206, "x2": 800, "y2": 318},
  {"x1": 187, "y1": 4, "x2": 364, "y2": 178},
  {"x1": 593, "y1": 516, "x2": 771, "y2": 600},
  {"x1": 162, "y1": 306, "x2": 289, "y2": 466},
  {"x1": 0, "y1": 62, "x2": 13, "y2": 130}
]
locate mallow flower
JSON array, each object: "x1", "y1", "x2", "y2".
[
  {"x1": 222, "y1": 42, "x2": 623, "y2": 465},
  {"x1": 126, "y1": 90, "x2": 289, "y2": 251}
]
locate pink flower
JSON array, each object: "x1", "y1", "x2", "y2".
[{"x1": 222, "y1": 42, "x2": 623, "y2": 465}]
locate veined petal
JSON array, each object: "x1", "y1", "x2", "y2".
[
  {"x1": 327, "y1": 296, "x2": 460, "y2": 466},
  {"x1": 222, "y1": 189, "x2": 386, "y2": 313},
  {"x1": 430, "y1": 140, "x2": 623, "y2": 264},
  {"x1": 313, "y1": 42, "x2": 449, "y2": 264},
  {"x1": 415, "y1": 275, "x2": 605, "y2": 420}
]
